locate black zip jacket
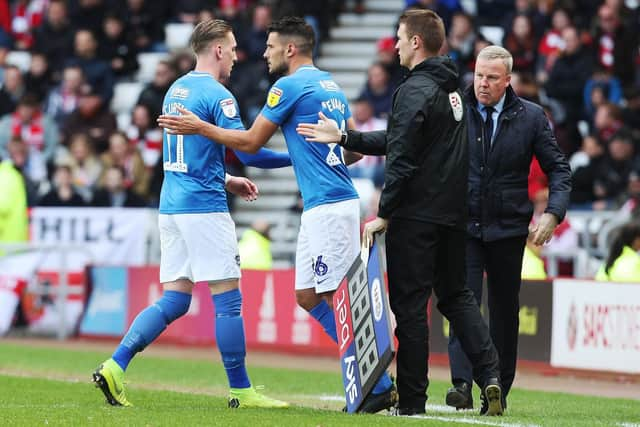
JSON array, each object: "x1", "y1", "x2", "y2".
[
  {"x1": 343, "y1": 56, "x2": 468, "y2": 228},
  {"x1": 465, "y1": 85, "x2": 571, "y2": 241}
]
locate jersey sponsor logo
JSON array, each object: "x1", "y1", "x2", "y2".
[
  {"x1": 220, "y1": 98, "x2": 237, "y2": 118},
  {"x1": 267, "y1": 87, "x2": 283, "y2": 108},
  {"x1": 449, "y1": 92, "x2": 463, "y2": 122},
  {"x1": 319, "y1": 80, "x2": 340, "y2": 92},
  {"x1": 171, "y1": 87, "x2": 189, "y2": 99}
]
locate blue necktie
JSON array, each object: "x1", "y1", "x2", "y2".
[{"x1": 483, "y1": 106, "x2": 494, "y2": 160}]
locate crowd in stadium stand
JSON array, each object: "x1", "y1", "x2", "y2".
[
  {"x1": 0, "y1": 0, "x2": 638, "y2": 220},
  {"x1": 361, "y1": 0, "x2": 639, "y2": 217},
  {"x1": 0, "y1": 0, "x2": 345, "y2": 209}
]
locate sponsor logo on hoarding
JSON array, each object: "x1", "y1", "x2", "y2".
[
  {"x1": 552, "y1": 279, "x2": 640, "y2": 373},
  {"x1": 519, "y1": 306, "x2": 538, "y2": 335},
  {"x1": 581, "y1": 303, "x2": 640, "y2": 350},
  {"x1": 343, "y1": 355, "x2": 358, "y2": 404},
  {"x1": 568, "y1": 302, "x2": 577, "y2": 351},
  {"x1": 371, "y1": 278, "x2": 383, "y2": 322},
  {"x1": 335, "y1": 286, "x2": 352, "y2": 352}
]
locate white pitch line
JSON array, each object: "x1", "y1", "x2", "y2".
[
  {"x1": 313, "y1": 395, "x2": 540, "y2": 427},
  {"x1": 0, "y1": 404, "x2": 81, "y2": 409},
  {"x1": 312, "y1": 394, "x2": 536, "y2": 427},
  {"x1": 317, "y1": 396, "x2": 457, "y2": 413},
  {"x1": 403, "y1": 414, "x2": 540, "y2": 427},
  {"x1": 317, "y1": 395, "x2": 344, "y2": 402}
]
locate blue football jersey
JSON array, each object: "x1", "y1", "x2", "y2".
[
  {"x1": 159, "y1": 71, "x2": 244, "y2": 214},
  {"x1": 260, "y1": 66, "x2": 358, "y2": 211}
]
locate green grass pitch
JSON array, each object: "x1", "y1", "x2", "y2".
[{"x1": 0, "y1": 342, "x2": 638, "y2": 426}]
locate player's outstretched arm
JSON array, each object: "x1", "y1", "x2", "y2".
[
  {"x1": 158, "y1": 106, "x2": 278, "y2": 154},
  {"x1": 234, "y1": 148, "x2": 291, "y2": 169},
  {"x1": 225, "y1": 174, "x2": 258, "y2": 201}
]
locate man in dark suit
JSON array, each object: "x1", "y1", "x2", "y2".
[{"x1": 446, "y1": 45, "x2": 571, "y2": 413}]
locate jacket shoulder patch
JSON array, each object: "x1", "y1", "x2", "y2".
[{"x1": 448, "y1": 92, "x2": 463, "y2": 121}]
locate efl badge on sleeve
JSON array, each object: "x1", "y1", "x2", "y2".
[
  {"x1": 266, "y1": 87, "x2": 282, "y2": 108},
  {"x1": 220, "y1": 98, "x2": 237, "y2": 118},
  {"x1": 333, "y1": 235, "x2": 395, "y2": 413}
]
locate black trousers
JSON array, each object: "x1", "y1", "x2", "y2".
[
  {"x1": 448, "y1": 235, "x2": 527, "y2": 398},
  {"x1": 387, "y1": 218, "x2": 500, "y2": 410}
]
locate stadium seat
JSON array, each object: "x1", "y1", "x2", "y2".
[
  {"x1": 165, "y1": 23, "x2": 194, "y2": 51},
  {"x1": 478, "y1": 26, "x2": 505, "y2": 46},
  {"x1": 136, "y1": 52, "x2": 170, "y2": 83},
  {"x1": 6, "y1": 50, "x2": 32, "y2": 72},
  {"x1": 110, "y1": 82, "x2": 145, "y2": 114}
]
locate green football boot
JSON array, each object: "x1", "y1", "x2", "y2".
[
  {"x1": 92, "y1": 358, "x2": 132, "y2": 407},
  {"x1": 228, "y1": 386, "x2": 289, "y2": 409}
]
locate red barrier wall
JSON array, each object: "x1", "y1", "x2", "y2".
[{"x1": 124, "y1": 267, "x2": 338, "y2": 355}]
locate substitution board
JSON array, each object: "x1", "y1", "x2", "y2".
[{"x1": 333, "y1": 235, "x2": 395, "y2": 413}]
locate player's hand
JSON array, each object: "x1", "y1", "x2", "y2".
[
  {"x1": 157, "y1": 106, "x2": 203, "y2": 135},
  {"x1": 296, "y1": 111, "x2": 342, "y2": 144},
  {"x1": 363, "y1": 217, "x2": 388, "y2": 247},
  {"x1": 528, "y1": 212, "x2": 558, "y2": 245},
  {"x1": 225, "y1": 175, "x2": 259, "y2": 201}
]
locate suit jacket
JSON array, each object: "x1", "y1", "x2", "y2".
[{"x1": 465, "y1": 85, "x2": 571, "y2": 241}]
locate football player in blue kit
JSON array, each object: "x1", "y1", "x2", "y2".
[
  {"x1": 92, "y1": 19, "x2": 291, "y2": 409},
  {"x1": 157, "y1": 17, "x2": 398, "y2": 413}
]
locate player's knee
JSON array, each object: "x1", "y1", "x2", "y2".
[
  {"x1": 213, "y1": 288, "x2": 242, "y2": 317},
  {"x1": 320, "y1": 292, "x2": 334, "y2": 310},
  {"x1": 155, "y1": 290, "x2": 192, "y2": 323},
  {"x1": 295, "y1": 289, "x2": 321, "y2": 312}
]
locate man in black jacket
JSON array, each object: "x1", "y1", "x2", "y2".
[
  {"x1": 297, "y1": 9, "x2": 503, "y2": 416},
  {"x1": 445, "y1": 45, "x2": 571, "y2": 412}
]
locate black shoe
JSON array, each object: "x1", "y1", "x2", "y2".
[
  {"x1": 391, "y1": 406, "x2": 426, "y2": 416},
  {"x1": 357, "y1": 383, "x2": 399, "y2": 413},
  {"x1": 480, "y1": 378, "x2": 503, "y2": 416},
  {"x1": 479, "y1": 389, "x2": 507, "y2": 414},
  {"x1": 445, "y1": 381, "x2": 473, "y2": 410}
]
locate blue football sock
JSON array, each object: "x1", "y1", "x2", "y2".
[
  {"x1": 308, "y1": 300, "x2": 392, "y2": 395},
  {"x1": 372, "y1": 370, "x2": 393, "y2": 395},
  {"x1": 309, "y1": 300, "x2": 338, "y2": 342},
  {"x1": 112, "y1": 290, "x2": 191, "y2": 371},
  {"x1": 213, "y1": 289, "x2": 251, "y2": 389}
]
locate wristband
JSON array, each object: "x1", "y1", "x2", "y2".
[{"x1": 339, "y1": 131, "x2": 348, "y2": 146}]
